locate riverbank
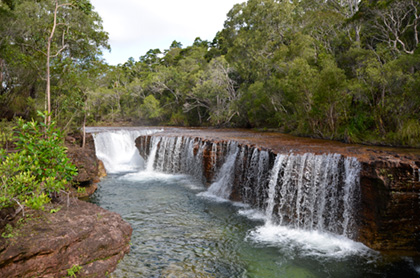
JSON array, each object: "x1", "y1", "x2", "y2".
[{"x1": 0, "y1": 198, "x2": 132, "y2": 277}]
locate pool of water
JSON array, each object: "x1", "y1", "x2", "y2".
[{"x1": 89, "y1": 171, "x2": 420, "y2": 278}]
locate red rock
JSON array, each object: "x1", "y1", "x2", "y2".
[{"x1": 0, "y1": 199, "x2": 132, "y2": 278}]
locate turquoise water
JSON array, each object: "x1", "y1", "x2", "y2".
[{"x1": 90, "y1": 171, "x2": 420, "y2": 278}]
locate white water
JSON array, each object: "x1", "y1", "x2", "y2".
[
  {"x1": 265, "y1": 154, "x2": 286, "y2": 223},
  {"x1": 144, "y1": 136, "x2": 205, "y2": 182},
  {"x1": 146, "y1": 137, "x2": 161, "y2": 172},
  {"x1": 92, "y1": 130, "x2": 373, "y2": 258},
  {"x1": 203, "y1": 141, "x2": 239, "y2": 199},
  {"x1": 247, "y1": 222, "x2": 373, "y2": 258},
  {"x1": 92, "y1": 129, "x2": 161, "y2": 173}
]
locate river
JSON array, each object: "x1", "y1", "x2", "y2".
[{"x1": 88, "y1": 128, "x2": 420, "y2": 277}]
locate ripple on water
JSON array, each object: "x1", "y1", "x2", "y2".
[{"x1": 90, "y1": 173, "x2": 420, "y2": 278}]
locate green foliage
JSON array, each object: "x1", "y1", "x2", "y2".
[
  {"x1": 50, "y1": 207, "x2": 61, "y2": 214},
  {"x1": 140, "y1": 95, "x2": 163, "y2": 120},
  {"x1": 0, "y1": 0, "x2": 109, "y2": 129},
  {"x1": 397, "y1": 119, "x2": 420, "y2": 147},
  {"x1": 77, "y1": 0, "x2": 420, "y2": 146},
  {"x1": 67, "y1": 264, "x2": 82, "y2": 277},
  {"x1": 2, "y1": 0, "x2": 420, "y2": 147},
  {"x1": 0, "y1": 112, "x2": 77, "y2": 210},
  {"x1": 1, "y1": 224, "x2": 14, "y2": 239},
  {"x1": 14, "y1": 112, "x2": 77, "y2": 184},
  {"x1": 0, "y1": 120, "x2": 14, "y2": 150},
  {"x1": 1, "y1": 212, "x2": 27, "y2": 239}
]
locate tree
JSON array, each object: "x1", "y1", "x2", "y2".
[
  {"x1": 140, "y1": 95, "x2": 163, "y2": 121},
  {"x1": 49, "y1": 0, "x2": 420, "y2": 147},
  {"x1": 186, "y1": 56, "x2": 239, "y2": 125},
  {"x1": 368, "y1": 0, "x2": 420, "y2": 55},
  {"x1": 0, "y1": 0, "x2": 109, "y2": 124},
  {"x1": 45, "y1": 0, "x2": 106, "y2": 125}
]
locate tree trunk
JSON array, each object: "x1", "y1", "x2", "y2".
[
  {"x1": 82, "y1": 113, "x2": 86, "y2": 149},
  {"x1": 46, "y1": 0, "x2": 71, "y2": 125},
  {"x1": 46, "y1": 36, "x2": 52, "y2": 125},
  {"x1": 46, "y1": 0, "x2": 60, "y2": 126},
  {"x1": 0, "y1": 58, "x2": 4, "y2": 87}
]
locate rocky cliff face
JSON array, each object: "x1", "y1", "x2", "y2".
[
  {"x1": 135, "y1": 128, "x2": 420, "y2": 255},
  {"x1": 359, "y1": 158, "x2": 420, "y2": 255},
  {"x1": 0, "y1": 199, "x2": 132, "y2": 278},
  {"x1": 66, "y1": 133, "x2": 107, "y2": 197}
]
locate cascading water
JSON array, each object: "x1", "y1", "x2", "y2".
[
  {"x1": 263, "y1": 153, "x2": 361, "y2": 238},
  {"x1": 141, "y1": 136, "x2": 205, "y2": 182},
  {"x1": 265, "y1": 154, "x2": 286, "y2": 223},
  {"x1": 202, "y1": 141, "x2": 239, "y2": 199},
  {"x1": 146, "y1": 136, "x2": 161, "y2": 172},
  {"x1": 89, "y1": 129, "x2": 420, "y2": 276},
  {"x1": 137, "y1": 135, "x2": 362, "y2": 239},
  {"x1": 91, "y1": 129, "x2": 161, "y2": 173}
]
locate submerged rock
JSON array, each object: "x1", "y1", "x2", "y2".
[{"x1": 0, "y1": 199, "x2": 132, "y2": 278}]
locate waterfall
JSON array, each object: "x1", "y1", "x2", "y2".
[
  {"x1": 143, "y1": 136, "x2": 205, "y2": 182},
  {"x1": 205, "y1": 142, "x2": 239, "y2": 199},
  {"x1": 136, "y1": 135, "x2": 362, "y2": 238},
  {"x1": 265, "y1": 154, "x2": 286, "y2": 223},
  {"x1": 91, "y1": 129, "x2": 161, "y2": 173},
  {"x1": 259, "y1": 153, "x2": 361, "y2": 237},
  {"x1": 146, "y1": 137, "x2": 161, "y2": 172}
]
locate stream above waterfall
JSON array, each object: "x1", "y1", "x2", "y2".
[{"x1": 88, "y1": 127, "x2": 420, "y2": 277}]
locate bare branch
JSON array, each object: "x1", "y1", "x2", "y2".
[
  {"x1": 372, "y1": 0, "x2": 420, "y2": 54},
  {"x1": 51, "y1": 44, "x2": 68, "y2": 58},
  {"x1": 12, "y1": 198, "x2": 25, "y2": 217}
]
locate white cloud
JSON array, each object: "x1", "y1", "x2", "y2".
[{"x1": 91, "y1": 0, "x2": 244, "y2": 65}]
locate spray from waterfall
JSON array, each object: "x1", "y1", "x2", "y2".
[{"x1": 91, "y1": 129, "x2": 161, "y2": 173}]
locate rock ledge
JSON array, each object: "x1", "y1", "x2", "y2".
[{"x1": 0, "y1": 199, "x2": 132, "y2": 278}]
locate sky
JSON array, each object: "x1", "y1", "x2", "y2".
[{"x1": 90, "y1": 0, "x2": 245, "y2": 65}]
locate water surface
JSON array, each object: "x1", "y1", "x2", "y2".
[{"x1": 90, "y1": 171, "x2": 420, "y2": 278}]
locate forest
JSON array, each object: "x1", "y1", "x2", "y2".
[{"x1": 1, "y1": 0, "x2": 420, "y2": 147}]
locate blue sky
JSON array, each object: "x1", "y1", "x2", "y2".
[{"x1": 90, "y1": 0, "x2": 244, "y2": 65}]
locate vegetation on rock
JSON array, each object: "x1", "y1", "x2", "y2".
[{"x1": 0, "y1": 112, "x2": 77, "y2": 211}]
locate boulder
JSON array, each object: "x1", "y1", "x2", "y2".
[
  {"x1": 0, "y1": 199, "x2": 132, "y2": 278},
  {"x1": 66, "y1": 133, "x2": 106, "y2": 185}
]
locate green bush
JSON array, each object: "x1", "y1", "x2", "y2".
[
  {"x1": 0, "y1": 112, "x2": 77, "y2": 210},
  {"x1": 0, "y1": 119, "x2": 14, "y2": 150},
  {"x1": 67, "y1": 264, "x2": 82, "y2": 277}
]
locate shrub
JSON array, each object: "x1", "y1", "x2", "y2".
[
  {"x1": 0, "y1": 119, "x2": 14, "y2": 150},
  {"x1": 0, "y1": 112, "x2": 77, "y2": 210}
]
